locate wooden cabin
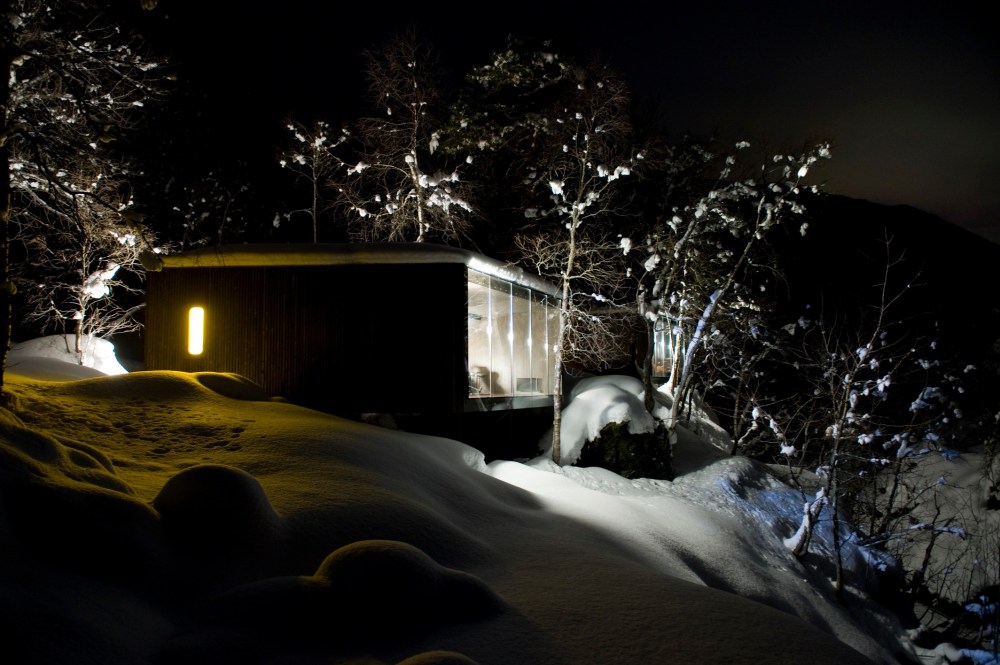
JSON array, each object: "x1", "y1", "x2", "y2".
[{"x1": 143, "y1": 243, "x2": 561, "y2": 458}]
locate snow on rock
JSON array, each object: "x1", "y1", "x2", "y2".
[
  {"x1": 568, "y1": 373, "x2": 645, "y2": 400},
  {"x1": 538, "y1": 374, "x2": 732, "y2": 470},
  {"x1": 540, "y1": 375, "x2": 656, "y2": 465}
]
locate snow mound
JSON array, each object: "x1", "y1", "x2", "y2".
[
  {"x1": 154, "y1": 464, "x2": 283, "y2": 550},
  {"x1": 3, "y1": 355, "x2": 107, "y2": 380},
  {"x1": 0, "y1": 409, "x2": 163, "y2": 583},
  {"x1": 569, "y1": 373, "x2": 646, "y2": 399},
  {"x1": 8, "y1": 334, "x2": 128, "y2": 375},
  {"x1": 192, "y1": 372, "x2": 271, "y2": 401},
  {"x1": 397, "y1": 651, "x2": 481, "y2": 665},
  {"x1": 313, "y1": 539, "x2": 505, "y2": 621},
  {"x1": 165, "y1": 540, "x2": 503, "y2": 661},
  {"x1": 31, "y1": 369, "x2": 252, "y2": 404}
]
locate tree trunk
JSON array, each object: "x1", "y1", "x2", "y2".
[
  {"x1": 0, "y1": 160, "x2": 10, "y2": 397},
  {"x1": 664, "y1": 371, "x2": 686, "y2": 452},
  {"x1": 551, "y1": 348, "x2": 563, "y2": 464},
  {"x1": 408, "y1": 155, "x2": 426, "y2": 243},
  {"x1": 312, "y1": 158, "x2": 319, "y2": 243},
  {"x1": 550, "y1": 216, "x2": 579, "y2": 465},
  {"x1": 550, "y1": 289, "x2": 570, "y2": 464},
  {"x1": 729, "y1": 370, "x2": 751, "y2": 455},
  {"x1": 1, "y1": 43, "x2": 13, "y2": 399},
  {"x1": 829, "y1": 447, "x2": 847, "y2": 604},
  {"x1": 641, "y1": 315, "x2": 655, "y2": 413},
  {"x1": 75, "y1": 317, "x2": 84, "y2": 363},
  {"x1": 664, "y1": 291, "x2": 721, "y2": 455}
]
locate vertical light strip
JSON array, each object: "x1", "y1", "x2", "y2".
[
  {"x1": 526, "y1": 293, "x2": 533, "y2": 385},
  {"x1": 486, "y1": 277, "x2": 493, "y2": 395},
  {"x1": 188, "y1": 306, "x2": 205, "y2": 355},
  {"x1": 508, "y1": 283, "x2": 514, "y2": 395}
]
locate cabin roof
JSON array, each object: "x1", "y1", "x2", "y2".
[{"x1": 157, "y1": 243, "x2": 561, "y2": 298}]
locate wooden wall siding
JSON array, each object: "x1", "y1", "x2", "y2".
[{"x1": 145, "y1": 263, "x2": 467, "y2": 415}]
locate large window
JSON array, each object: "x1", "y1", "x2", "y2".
[{"x1": 467, "y1": 269, "x2": 558, "y2": 408}]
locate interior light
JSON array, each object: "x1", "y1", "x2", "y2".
[{"x1": 188, "y1": 306, "x2": 205, "y2": 355}]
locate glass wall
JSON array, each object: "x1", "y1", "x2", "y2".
[
  {"x1": 652, "y1": 317, "x2": 681, "y2": 378},
  {"x1": 467, "y1": 269, "x2": 558, "y2": 408}
]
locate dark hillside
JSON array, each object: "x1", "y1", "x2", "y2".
[
  {"x1": 776, "y1": 194, "x2": 1000, "y2": 358},
  {"x1": 762, "y1": 194, "x2": 1000, "y2": 442}
]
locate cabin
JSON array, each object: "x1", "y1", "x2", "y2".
[{"x1": 143, "y1": 243, "x2": 562, "y2": 458}]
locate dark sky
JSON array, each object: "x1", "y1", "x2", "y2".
[{"x1": 150, "y1": 0, "x2": 1000, "y2": 243}]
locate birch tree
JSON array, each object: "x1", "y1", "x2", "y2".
[
  {"x1": 738, "y1": 246, "x2": 967, "y2": 602},
  {"x1": 2, "y1": 0, "x2": 164, "y2": 377},
  {"x1": 277, "y1": 118, "x2": 343, "y2": 243},
  {"x1": 454, "y1": 43, "x2": 642, "y2": 463},
  {"x1": 621, "y1": 141, "x2": 832, "y2": 463},
  {"x1": 13, "y1": 161, "x2": 152, "y2": 359},
  {"x1": 330, "y1": 31, "x2": 475, "y2": 245}
]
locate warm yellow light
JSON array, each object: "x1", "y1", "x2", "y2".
[{"x1": 188, "y1": 306, "x2": 205, "y2": 355}]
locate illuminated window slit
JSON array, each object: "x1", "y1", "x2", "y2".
[{"x1": 188, "y1": 306, "x2": 205, "y2": 355}]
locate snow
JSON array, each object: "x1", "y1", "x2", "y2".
[
  {"x1": 7, "y1": 334, "x2": 128, "y2": 377},
  {"x1": 538, "y1": 375, "x2": 656, "y2": 465},
  {"x1": 81, "y1": 262, "x2": 120, "y2": 298},
  {"x1": 2, "y1": 343, "x2": 981, "y2": 664},
  {"x1": 158, "y1": 243, "x2": 561, "y2": 298}
]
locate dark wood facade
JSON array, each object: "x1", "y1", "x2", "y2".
[{"x1": 145, "y1": 258, "x2": 468, "y2": 416}]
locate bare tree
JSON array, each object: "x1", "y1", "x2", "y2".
[
  {"x1": 2, "y1": 0, "x2": 165, "y2": 381},
  {"x1": 739, "y1": 245, "x2": 968, "y2": 603},
  {"x1": 12, "y1": 159, "x2": 151, "y2": 360},
  {"x1": 447, "y1": 41, "x2": 647, "y2": 462},
  {"x1": 517, "y1": 230, "x2": 634, "y2": 463},
  {"x1": 330, "y1": 31, "x2": 475, "y2": 245},
  {"x1": 622, "y1": 141, "x2": 832, "y2": 463},
  {"x1": 471, "y1": 51, "x2": 641, "y2": 462},
  {"x1": 277, "y1": 118, "x2": 344, "y2": 243}
]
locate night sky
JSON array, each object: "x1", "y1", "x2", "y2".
[{"x1": 147, "y1": 0, "x2": 999, "y2": 243}]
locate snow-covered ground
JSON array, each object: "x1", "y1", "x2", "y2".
[{"x1": 0, "y1": 342, "x2": 991, "y2": 664}]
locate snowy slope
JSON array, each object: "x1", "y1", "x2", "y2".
[{"x1": 0, "y1": 356, "x2": 916, "y2": 664}]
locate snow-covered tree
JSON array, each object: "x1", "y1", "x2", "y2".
[
  {"x1": 738, "y1": 246, "x2": 968, "y2": 601},
  {"x1": 455, "y1": 43, "x2": 642, "y2": 463},
  {"x1": 277, "y1": 118, "x2": 344, "y2": 243},
  {"x1": 1, "y1": 0, "x2": 165, "y2": 378},
  {"x1": 13, "y1": 161, "x2": 152, "y2": 358},
  {"x1": 169, "y1": 165, "x2": 253, "y2": 249},
  {"x1": 330, "y1": 31, "x2": 475, "y2": 245},
  {"x1": 621, "y1": 141, "x2": 832, "y2": 464}
]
